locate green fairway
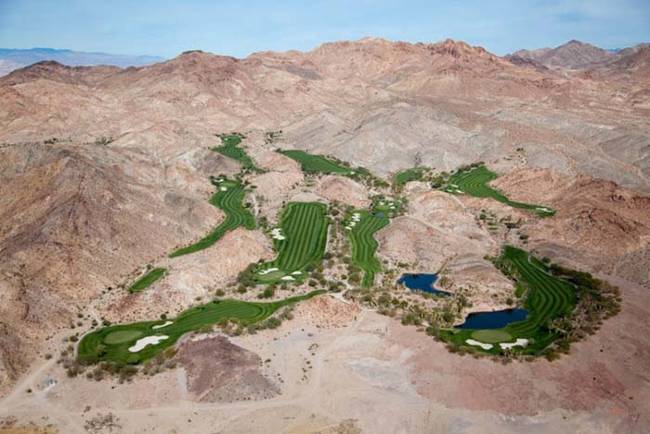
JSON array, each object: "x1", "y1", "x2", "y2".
[
  {"x1": 78, "y1": 290, "x2": 325, "y2": 365},
  {"x1": 393, "y1": 167, "x2": 426, "y2": 189},
  {"x1": 213, "y1": 133, "x2": 264, "y2": 173},
  {"x1": 442, "y1": 165, "x2": 555, "y2": 217},
  {"x1": 169, "y1": 176, "x2": 256, "y2": 258},
  {"x1": 345, "y1": 210, "x2": 389, "y2": 287},
  {"x1": 128, "y1": 267, "x2": 167, "y2": 293},
  {"x1": 279, "y1": 150, "x2": 363, "y2": 176},
  {"x1": 440, "y1": 246, "x2": 576, "y2": 354},
  {"x1": 253, "y1": 202, "x2": 329, "y2": 284}
]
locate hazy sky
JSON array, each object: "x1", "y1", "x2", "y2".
[{"x1": 0, "y1": 0, "x2": 648, "y2": 58}]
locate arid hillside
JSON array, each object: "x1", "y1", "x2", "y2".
[{"x1": 0, "y1": 37, "x2": 648, "y2": 433}]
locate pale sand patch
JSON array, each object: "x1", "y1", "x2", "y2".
[
  {"x1": 258, "y1": 267, "x2": 279, "y2": 275},
  {"x1": 499, "y1": 338, "x2": 528, "y2": 350},
  {"x1": 152, "y1": 321, "x2": 173, "y2": 330},
  {"x1": 465, "y1": 339, "x2": 493, "y2": 350},
  {"x1": 128, "y1": 335, "x2": 169, "y2": 353},
  {"x1": 281, "y1": 276, "x2": 295, "y2": 281}
]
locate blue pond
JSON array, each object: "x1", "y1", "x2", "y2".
[
  {"x1": 397, "y1": 273, "x2": 450, "y2": 296},
  {"x1": 455, "y1": 308, "x2": 528, "y2": 330}
]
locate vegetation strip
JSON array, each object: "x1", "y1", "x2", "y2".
[
  {"x1": 213, "y1": 133, "x2": 264, "y2": 173},
  {"x1": 169, "y1": 176, "x2": 255, "y2": 257},
  {"x1": 442, "y1": 164, "x2": 555, "y2": 217},
  {"x1": 128, "y1": 267, "x2": 167, "y2": 293},
  {"x1": 245, "y1": 202, "x2": 329, "y2": 284},
  {"x1": 78, "y1": 290, "x2": 325, "y2": 365}
]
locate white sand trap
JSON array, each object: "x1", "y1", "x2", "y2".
[
  {"x1": 499, "y1": 338, "x2": 529, "y2": 350},
  {"x1": 220, "y1": 186, "x2": 228, "y2": 191},
  {"x1": 281, "y1": 276, "x2": 295, "y2": 281},
  {"x1": 152, "y1": 321, "x2": 173, "y2": 330},
  {"x1": 271, "y1": 228, "x2": 285, "y2": 240},
  {"x1": 345, "y1": 226, "x2": 352, "y2": 230},
  {"x1": 291, "y1": 271, "x2": 302, "y2": 275},
  {"x1": 258, "y1": 267, "x2": 279, "y2": 275},
  {"x1": 465, "y1": 339, "x2": 493, "y2": 350},
  {"x1": 128, "y1": 335, "x2": 169, "y2": 353}
]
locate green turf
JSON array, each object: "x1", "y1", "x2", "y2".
[
  {"x1": 77, "y1": 290, "x2": 325, "y2": 365},
  {"x1": 471, "y1": 329, "x2": 512, "y2": 343},
  {"x1": 393, "y1": 167, "x2": 426, "y2": 188},
  {"x1": 253, "y1": 202, "x2": 329, "y2": 284},
  {"x1": 128, "y1": 268, "x2": 167, "y2": 293},
  {"x1": 103, "y1": 330, "x2": 144, "y2": 345},
  {"x1": 440, "y1": 246, "x2": 576, "y2": 354},
  {"x1": 279, "y1": 150, "x2": 360, "y2": 177},
  {"x1": 345, "y1": 210, "x2": 389, "y2": 287},
  {"x1": 169, "y1": 177, "x2": 256, "y2": 258},
  {"x1": 371, "y1": 197, "x2": 402, "y2": 217},
  {"x1": 442, "y1": 165, "x2": 555, "y2": 217},
  {"x1": 212, "y1": 133, "x2": 263, "y2": 173}
]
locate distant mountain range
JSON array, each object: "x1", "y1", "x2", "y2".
[
  {"x1": 508, "y1": 40, "x2": 649, "y2": 70},
  {"x1": 0, "y1": 47, "x2": 164, "y2": 76}
]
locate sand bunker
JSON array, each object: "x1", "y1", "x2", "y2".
[
  {"x1": 499, "y1": 338, "x2": 529, "y2": 350},
  {"x1": 465, "y1": 339, "x2": 493, "y2": 350},
  {"x1": 152, "y1": 321, "x2": 173, "y2": 330},
  {"x1": 128, "y1": 335, "x2": 169, "y2": 353}
]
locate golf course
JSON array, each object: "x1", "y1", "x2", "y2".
[
  {"x1": 279, "y1": 149, "x2": 359, "y2": 177},
  {"x1": 128, "y1": 267, "x2": 167, "y2": 293},
  {"x1": 213, "y1": 133, "x2": 264, "y2": 172},
  {"x1": 253, "y1": 202, "x2": 329, "y2": 283},
  {"x1": 345, "y1": 210, "x2": 389, "y2": 287},
  {"x1": 169, "y1": 176, "x2": 256, "y2": 257},
  {"x1": 393, "y1": 167, "x2": 426, "y2": 189},
  {"x1": 440, "y1": 246, "x2": 576, "y2": 354},
  {"x1": 442, "y1": 165, "x2": 555, "y2": 217},
  {"x1": 77, "y1": 290, "x2": 325, "y2": 365}
]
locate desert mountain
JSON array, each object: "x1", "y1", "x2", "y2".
[
  {"x1": 510, "y1": 39, "x2": 616, "y2": 69},
  {"x1": 0, "y1": 38, "x2": 649, "y2": 431},
  {"x1": 0, "y1": 47, "x2": 163, "y2": 76}
]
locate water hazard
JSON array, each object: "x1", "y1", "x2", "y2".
[
  {"x1": 455, "y1": 308, "x2": 528, "y2": 329},
  {"x1": 397, "y1": 273, "x2": 451, "y2": 296}
]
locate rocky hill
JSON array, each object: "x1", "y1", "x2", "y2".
[
  {"x1": 510, "y1": 39, "x2": 616, "y2": 69},
  {"x1": 0, "y1": 37, "x2": 648, "y2": 411}
]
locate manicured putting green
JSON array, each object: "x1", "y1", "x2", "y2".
[
  {"x1": 471, "y1": 329, "x2": 512, "y2": 343},
  {"x1": 254, "y1": 202, "x2": 329, "y2": 284},
  {"x1": 345, "y1": 210, "x2": 389, "y2": 287},
  {"x1": 440, "y1": 246, "x2": 576, "y2": 354},
  {"x1": 443, "y1": 165, "x2": 555, "y2": 217},
  {"x1": 169, "y1": 176, "x2": 255, "y2": 257},
  {"x1": 213, "y1": 133, "x2": 264, "y2": 172},
  {"x1": 128, "y1": 267, "x2": 167, "y2": 293},
  {"x1": 104, "y1": 330, "x2": 144, "y2": 344},
  {"x1": 78, "y1": 290, "x2": 325, "y2": 365}
]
